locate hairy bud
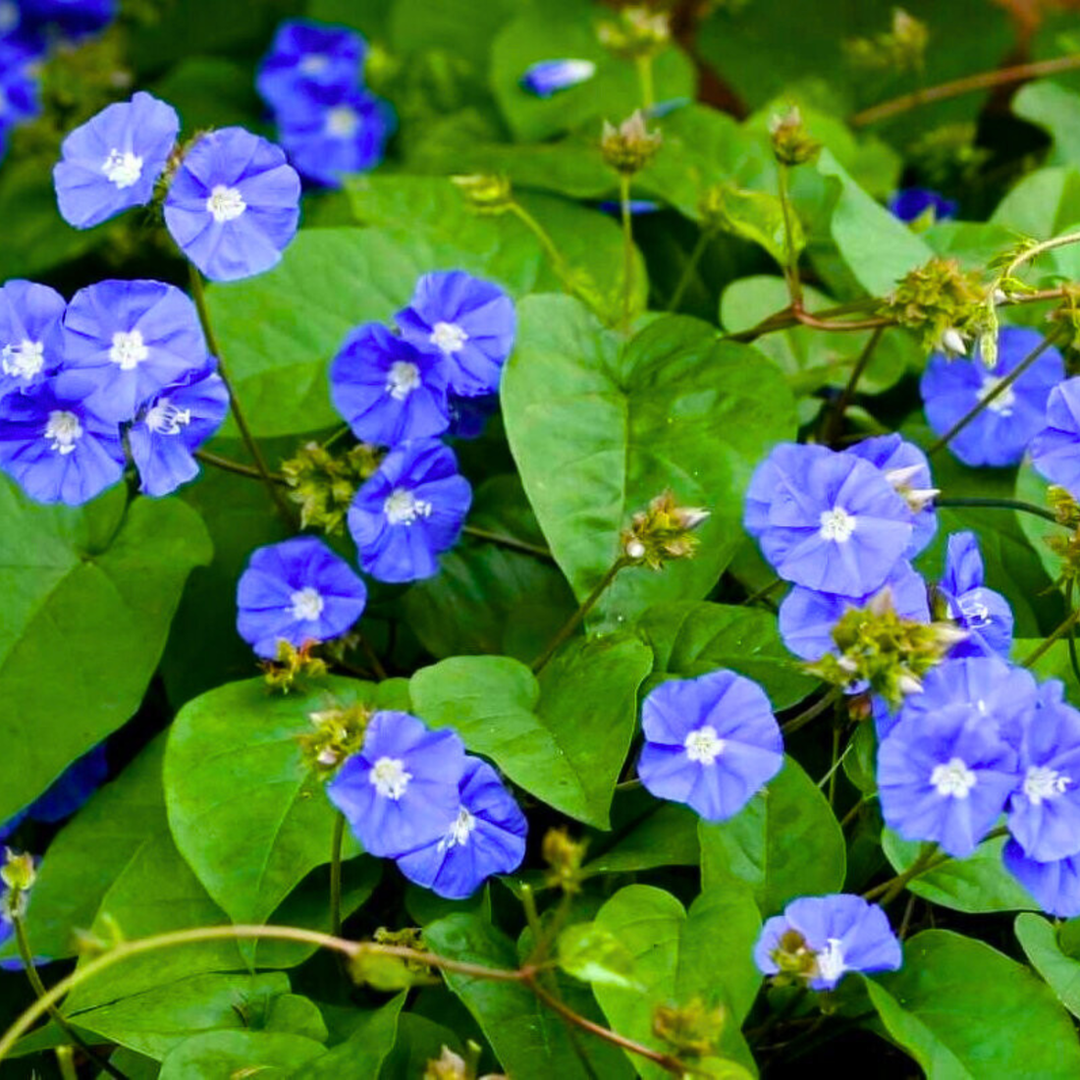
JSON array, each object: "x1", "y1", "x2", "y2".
[
  {"x1": 262, "y1": 639, "x2": 328, "y2": 693},
  {"x1": 880, "y1": 257, "x2": 987, "y2": 354},
  {"x1": 601, "y1": 111, "x2": 662, "y2": 175},
  {"x1": 844, "y1": 8, "x2": 928, "y2": 74},
  {"x1": 597, "y1": 6, "x2": 671, "y2": 60},
  {"x1": 451, "y1": 174, "x2": 514, "y2": 215},
  {"x1": 282, "y1": 441, "x2": 382, "y2": 534},
  {"x1": 652, "y1": 997, "x2": 726, "y2": 1058},
  {"x1": 621, "y1": 490, "x2": 709, "y2": 569},
  {"x1": 542, "y1": 827, "x2": 588, "y2": 893},
  {"x1": 768, "y1": 106, "x2": 821, "y2": 166},
  {"x1": 301, "y1": 701, "x2": 372, "y2": 773}
]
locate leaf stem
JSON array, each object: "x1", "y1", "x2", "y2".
[
  {"x1": 776, "y1": 161, "x2": 803, "y2": 308},
  {"x1": 330, "y1": 813, "x2": 345, "y2": 938},
  {"x1": 462, "y1": 524, "x2": 553, "y2": 560},
  {"x1": 508, "y1": 202, "x2": 583, "y2": 301},
  {"x1": 1023, "y1": 606, "x2": 1080, "y2": 668},
  {"x1": 666, "y1": 227, "x2": 714, "y2": 312},
  {"x1": 781, "y1": 687, "x2": 841, "y2": 735},
  {"x1": 934, "y1": 495, "x2": 1063, "y2": 524},
  {"x1": 823, "y1": 326, "x2": 884, "y2": 446},
  {"x1": 619, "y1": 172, "x2": 635, "y2": 333},
  {"x1": 194, "y1": 449, "x2": 286, "y2": 483},
  {"x1": 863, "y1": 842, "x2": 942, "y2": 903}
]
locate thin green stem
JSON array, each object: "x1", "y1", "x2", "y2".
[
  {"x1": 355, "y1": 631, "x2": 389, "y2": 681},
  {"x1": 1068, "y1": 581, "x2": 1080, "y2": 689},
  {"x1": 463, "y1": 524, "x2": 552, "y2": 560},
  {"x1": 56, "y1": 1047, "x2": 78, "y2": 1080},
  {"x1": 195, "y1": 449, "x2": 286, "y2": 483},
  {"x1": 864, "y1": 842, "x2": 941, "y2": 904},
  {"x1": 509, "y1": 202, "x2": 582, "y2": 301},
  {"x1": 1022, "y1": 607, "x2": 1080, "y2": 669},
  {"x1": 776, "y1": 162, "x2": 802, "y2": 308},
  {"x1": 823, "y1": 326, "x2": 884, "y2": 446},
  {"x1": 781, "y1": 687, "x2": 841, "y2": 736},
  {"x1": 1004, "y1": 229, "x2": 1080, "y2": 282},
  {"x1": 934, "y1": 496, "x2": 1062, "y2": 525},
  {"x1": 322, "y1": 424, "x2": 352, "y2": 451},
  {"x1": 330, "y1": 813, "x2": 345, "y2": 938},
  {"x1": 666, "y1": 228, "x2": 714, "y2": 312},
  {"x1": 740, "y1": 576, "x2": 784, "y2": 607},
  {"x1": 635, "y1": 54, "x2": 655, "y2": 112},
  {"x1": 839, "y1": 793, "x2": 874, "y2": 830},
  {"x1": 619, "y1": 172, "x2": 635, "y2": 333}
]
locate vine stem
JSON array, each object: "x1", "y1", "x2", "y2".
[
  {"x1": 781, "y1": 687, "x2": 841, "y2": 735},
  {"x1": 619, "y1": 172, "x2": 635, "y2": 333},
  {"x1": 508, "y1": 202, "x2": 584, "y2": 301},
  {"x1": 195, "y1": 449, "x2": 286, "y2": 483},
  {"x1": 933, "y1": 496, "x2": 1063, "y2": 525},
  {"x1": 462, "y1": 524, "x2": 552, "y2": 560},
  {"x1": 823, "y1": 326, "x2": 884, "y2": 446},
  {"x1": 776, "y1": 161, "x2": 803, "y2": 308},
  {"x1": 864, "y1": 843, "x2": 942, "y2": 904},
  {"x1": 1067, "y1": 580, "x2": 1080, "y2": 689},
  {"x1": 1004, "y1": 229, "x2": 1080, "y2": 282},
  {"x1": 666, "y1": 227, "x2": 714, "y2": 312},
  {"x1": 329, "y1": 814, "x2": 345, "y2": 938},
  {"x1": 1022, "y1": 606, "x2": 1080, "y2": 668}
]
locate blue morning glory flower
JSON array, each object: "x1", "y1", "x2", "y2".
[
  {"x1": 395, "y1": 756, "x2": 527, "y2": 899},
  {"x1": 127, "y1": 364, "x2": 230, "y2": 497},
  {"x1": 61, "y1": 279, "x2": 208, "y2": 423},
  {"x1": 0, "y1": 41, "x2": 39, "y2": 145},
  {"x1": 53, "y1": 92, "x2": 179, "y2": 230},
  {"x1": 1031, "y1": 376, "x2": 1080, "y2": 500},
  {"x1": 163, "y1": 127, "x2": 301, "y2": 282},
  {"x1": 520, "y1": 59, "x2": 597, "y2": 97},
  {"x1": 0, "y1": 280, "x2": 65, "y2": 399},
  {"x1": 330, "y1": 323, "x2": 450, "y2": 446},
  {"x1": 937, "y1": 531, "x2": 1013, "y2": 659},
  {"x1": 887, "y1": 188, "x2": 958, "y2": 224},
  {"x1": 744, "y1": 442, "x2": 914, "y2": 597},
  {"x1": 396, "y1": 271, "x2": 516, "y2": 398},
  {"x1": 920, "y1": 327, "x2": 1064, "y2": 468},
  {"x1": 1003, "y1": 840, "x2": 1080, "y2": 917},
  {"x1": 327, "y1": 710, "x2": 466, "y2": 858},
  {"x1": 347, "y1": 438, "x2": 471, "y2": 584},
  {"x1": 0, "y1": 378, "x2": 124, "y2": 505},
  {"x1": 276, "y1": 85, "x2": 393, "y2": 188},
  {"x1": 637, "y1": 670, "x2": 784, "y2": 822},
  {"x1": 754, "y1": 894, "x2": 902, "y2": 990},
  {"x1": 236, "y1": 537, "x2": 367, "y2": 659},
  {"x1": 256, "y1": 18, "x2": 366, "y2": 112},
  {"x1": 20, "y1": 0, "x2": 115, "y2": 37},
  {"x1": 0, "y1": 742, "x2": 108, "y2": 841}
]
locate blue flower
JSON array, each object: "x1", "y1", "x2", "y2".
[
  {"x1": 1003, "y1": 840, "x2": 1080, "y2": 917},
  {"x1": 520, "y1": 59, "x2": 597, "y2": 97},
  {"x1": 1031, "y1": 376, "x2": 1080, "y2": 500},
  {"x1": 330, "y1": 323, "x2": 450, "y2": 446},
  {"x1": 0, "y1": 280, "x2": 65, "y2": 399},
  {"x1": 396, "y1": 271, "x2": 516, "y2": 398},
  {"x1": 20, "y1": 0, "x2": 115, "y2": 37},
  {"x1": 937, "y1": 531, "x2": 1013, "y2": 659},
  {"x1": 637, "y1": 670, "x2": 784, "y2": 822},
  {"x1": 754, "y1": 894, "x2": 902, "y2": 990},
  {"x1": 257, "y1": 18, "x2": 366, "y2": 112},
  {"x1": 920, "y1": 327, "x2": 1064, "y2": 467},
  {"x1": 597, "y1": 199, "x2": 662, "y2": 216},
  {"x1": 163, "y1": 127, "x2": 301, "y2": 282},
  {"x1": 0, "y1": 378, "x2": 123, "y2": 505},
  {"x1": 327, "y1": 710, "x2": 466, "y2": 858},
  {"x1": 744, "y1": 442, "x2": 914, "y2": 596},
  {"x1": 127, "y1": 364, "x2": 230, "y2": 497},
  {"x1": 347, "y1": 439, "x2": 471, "y2": 584},
  {"x1": 0, "y1": 742, "x2": 108, "y2": 841},
  {"x1": 779, "y1": 560, "x2": 929, "y2": 663},
  {"x1": 236, "y1": 536, "x2": 368, "y2": 659},
  {"x1": 53, "y1": 92, "x2": 179, "y2": 230},
  {"x1": 887, "y1": 188, "x2": 958, "y2": 224},
  {"x1": 276, "y1": 85, "x2": 393, "y2": 188},
  {"x1": 447, "y1": 393, "x2": 498, "y2": 440},
  {"x1": 61, "y1": 279, "x2": 208, "y2": 423},
  {"x1": 0, "y1": 41, "x2": 39, "y2": 150},
  {"x1": 395, "y1": 756, "x2": 527, "y2": 899}
]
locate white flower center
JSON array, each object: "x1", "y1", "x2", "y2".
[
  {"x1": 1023, "y1": 765, "x2": 1072, "y2": 806},
  {"x1": 102, "y1": 149, "x2": 144, "y2": 190},
  {"x1": 383, "y1": 487, "x2": 432, "y2": 526},
  {"x1": 819, "y1": 507, "x2": 857, "y2": 542},
  {"x1": 145, "y1": 397, "x2": 192, "y2": 435},
  {"x1": 684, "y1": 725, "x2": 725, "y2": 765},
  {"x1": 439, "y1": 807, "x2": 478, "y2": 852},
  {"x1": 298, "y1": 52, "x2": 329, "y2": 75},
  {"x1": 206, "y1": 184, "x2": 247, "y2": 223},
  {"x1": 288, "y1": 586, "x2": 324, "y2": 622},
  {"x1": 930, "y1": 757, "x2": 977, "y2": 798},
  {"x1": 429, "y1": 321, "x2": 469, "y2": 355},
  {"x1": 369, "y1": 756, "x2": 412, "y2": 800},
  {"x1": 815, "y1": 938, "x2": 847, "y2": 984},
  {"x1": 43, "y1": 410, "x2": 82, "y2": 455},
  {"x1": 979, "y1": 375, "x2": 1016, "y2": 416},
  {"x1": 109, "y1": 329, "x2": 148, "y2": 371},
  {"x1": 957, "y1": 593, "x2": 990, "y2": 627},
  {"x1": 385, "y1": 360, "x2": 421, "y2": 401},
  {"x1": 1, "y1": 339, "x2": 44, "y2": 380},
  {"x1": 325, "y1": 105, "x2": 359, "y2": 138}
]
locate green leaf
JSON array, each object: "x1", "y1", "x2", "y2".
[
  {"x1": 1016, "y1": 913, "x2": 1080, "y2": 1020},
  {"x1": 300, "y1": 994, "x2": 405, "y2": 1079},
  {"x1": 1014, "y1": 461, "x2": 1065, "y2": 587},
  {"x1": 584, "y1": 799, "x2": 700, "y2": 875},
  {"x1": 159, "y1": 1030, "x2": 326, "y2": 1079},
  {"x1": 502, "y1": 297, "x2": 797, "y2": 629},
  {"x1": 558, "y1": 923, "x2": 641, "y2": 990},
  {"x1": 1014, "y1": 81, "x2": 1080, "y2": 168},
  {"x1": 699, "y1": 756, "x2": 845, "y2": 915},
  {"x1": 0, "y1": 482, "x2": 211, "y2": 821},
  {"x1": 867, "y1": 929, "x2": 1080, "y2": 1078},
  {"x1": 705, "y1": 184, "x2": 800, "y2": 268},
  {"x1": 991, "y1": 167, "x2": 1080, "y2": 285}
]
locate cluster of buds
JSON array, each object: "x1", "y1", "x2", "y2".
[
  {"x1": 282, "y1": 441, "x2": 382, "y2": 534},
  {"x1": 651, "y1": 997, "x2": 726, "y2": 1059},
  {"x1": 765, "y1": 927, "x2": 822, "y2": 986},
  {"x1": 768, "y1": 106, "x2": 821, "y2": 167},
  {"x1": 423, "y1": 1044, "x2": 505, "y2": 1080},
  {"x1": 883, "y1": 463, "x2": 939, "y2": 516},
  {"x1": 542, "y1": 827, "x2": 588, "y2": 894},
  {"x1": 597, "y1": 5, "x2": 671, "y2": 60},
  {"x1": 300, "y1": 700, "x2": 372, "y2": 772},
  {"x1": 807, "y1": 588, "x2": 967, "y2": 707},
  {"x1": 1, "y1": 848, "x2": 36, "y2": 926},
  {"x1": 1048, "y1": 288, "x2": 1080, "y2": 356},
  {"x1": 351, "y1": 929, "x2": 437, "y2": 991},
  {"x1": 262, "y1": 639, "x2": 328, "y2": 693},
  {"x1": 451, "y1": 174, "x2": 514, "y2": 216},
  {"x1": 880, "y1": 256, "x2": 987, "y2": 355},
  {"x1": 601, "y1": 110, "x2": 663, "y2": 175},
  {"x1": 621, "y1": 490, "x2": 709, "y2": 570},
  {"x1": 843, "y1": 8, "x2": 928, "y2": 74},
  {"x1": 1045, "y1": 487, "x2": 1080, "y2": 585}
]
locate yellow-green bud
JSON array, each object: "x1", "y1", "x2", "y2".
[
  {"x1": 597, "y1": 6, "x2": 671, "y2": 60},
  {"x1": 301, "y1": 701, "x2": 372, "y2": 773},
  {"x1": 451, "y1": 174, "x2": 514, "y2": 215},
  {"x1": 1, "y1": 849, "x2": 36, "y2": 893},
  {"x1": 621, "y1": 490, "x2": 709, "y2": 570},
  {"x1": 262, "y1": 639, "x2": 328, "y2": 694},
  {"x1": 768, "y1": 106, "x2": 821, "y2": 166},
  {"x1": 844, "y1": 7, "x2": 928, "y2": 74},
  {"x1": 282, "y1": 441, "x2": 382, "y2": 534},
  {"x1": 601, "y1": 111, "x2": 662, "y2": 175},
  {"x1": 880, "y1": 256, "x2": 987, "y2": 355},
  {"x1": 542, "y1": 827, "x2": 588, "y2": 893},
  {"x1": 651, "y1": 997, "x2": 726, "y2": 1058}
]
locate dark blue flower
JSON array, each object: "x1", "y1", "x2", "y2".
[
  {"x1": 937, "y1": 531, "x2": 1013, "y2": 659},
  {"x1": 0, "y1": 742, "x2": 109, "y2": 840},
  {"x1": 236, "y1": 536, "x2": 368, "y2": 659},
  {"x1": 1031, "y1": 376, "x2": 1080, "y2": 500},
  {"x1": 744, "y1": 442, "x2": 914, "y2": 596},
  {"x1": 1003, "y1": 840, "x2": 1080, "y2": 917},
  {"x1": 20, "y1": 0, "x2": 115, "y2": 37},
  {"x1": 447, "y1": 393, "x2": 498, "y2": 440},
  {"x1": 163, "y1": 127, "x2": 301, "y2": 282},
  {"x1": 637, "y1": 670, "x2": 784, "y2": 821},
  {"x1": 347, "y1": 439, "x2": 471, "y2": 584},
  {"x1": 887, "y1": 188, "x2": 958, "y2": 224},
  {"x1": 327, "y1": 710, "x2": 466, "y2": 858},
  {"x1": 53, "y1": 92, "x2": 179, "y2": 230},
  {"x1": 921, "y1": 327, "x2": 1064, "y2": 468},
  {"x1": 597, "y1": 199, "x2": 661, "y2": 216},
  {"x1": 396, "y1": 271, "x2": 516, "y2": 398},
  {"x1": 128, "y1": 364, "x2": 230, "y2": 497},
  {"x1": 0, "y1": 280, "x2": 65, "y2": 399},
  {"x1": 330, "y1": 323, "x2": 450, "y2": 446},
  {"x1": 754, "y1": 894, "x2": 902, "y2": 990},
  {"x1": 61, "y1": 279, "x2": 208, "y2": 423},
  {"x1": 256, "y1": 18, "x2": 365, "y2": 112},
  {"x1": 0, "y1": 41, "x2": 38, "y2": 148},
  {"x1": 520, "y1": 59, "x2": 597, "y2": 97},
  {"x1": 0, "y1": 378, "x2": 123, "y2": 505},
  {"x1": 395, "y1": 756, "x2": 527, "y2": 899}
]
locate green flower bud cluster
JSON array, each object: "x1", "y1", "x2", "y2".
[
  {"x1": 601, "y1": 111, "x2": 663, "y2": 175},
  {"x1": 451, "y1": 174, "x2": 515, "y2": 215},
  {"x1": 843, "y1": 8, "x2": 928, "y2": 75},
  {"x1": 282, "y1": 441, "x2": 382, "y2": 534},
  {"x1": 1, "y1": 849, "x2": 35, "y2": 924},
  {"x1": 621, "y1": 490, "x2": 709, "y2": 569},
  {"x1": 300, "y1": 700, "x2": 372, "y2": 773},
  {"x1": 597, "y1": 6, "x2": 671, "y2": 60},
  {"x1": 1044, "y1": 487, "x2": 1080, "y2": 587},
  {"x1": 262, "y1": 639, "x2": 328, "y2": 693},
  {"x1": 542, "y1": 827, "x2": 588, "y2": 894},
  {"x1": 651, "y1": 996, "x2": 726, "y2": 1058},
  {"x1": 767, "y1": 928, "x2": 821, "y2": 986},
  {"x1": 879, "y1": 256, "x2": 987, "y2": 355},
  {"x1": 768, "y1": 106, "x2": 822, "y2": 167}
]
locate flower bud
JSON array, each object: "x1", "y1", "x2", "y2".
[
  {"x1": 939, "y1": 327, "x2": 967, "y2": 356},
  {"x1": 283, "y1": 441, "x2": 382, "y2": 534},
  {"x1": 302, "y1": 702, "x2": 372, "y2": 774},
  {"x1": 769, "y1": 106, "x2": 821, "y2": 166},
  {"x1": 542, "y1": 827, "x2": 588, "y2": 893},
  {"x1": 597, "y1": 6, "x2": 671, "y2": 60},
  {"x1": 1, "y1": 849, "x2": 36, "y2": 893},
  {"x1": 262, "y1": 639, "x2": 328, "y2": 693},
  {"x1": 651, "y1": 997, "x2": 726, "y2": 1058},
  {"x1": 601, "y1": 111, "x2": 662, "y2": 175},
  {"x1": 881, "y1": 257, "x2": 986, "y2": 354},
  {"x1": 621, "y1": 490, "x2": 709, "y2": 570},
  {"x1": 451, "y1": 174, "x2": 514, "y2": 215}
]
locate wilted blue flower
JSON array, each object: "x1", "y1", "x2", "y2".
[
  {"x1": 0, "y1": 378, "x2": 123, "y2": 505},
  {"x1": 744, "y1": 442, "x2": 914, "y2": 596},
  {"x1": 127, "y1": 364, "x2": 230, "y2": 497},
  {"x1": 20, "y1": 0, "x2": 115, "y2": 37},
  {"x1": 330, "y1": 323, "x2": 450, "y2": 446},
  {"x1": 276, "y1": 85, "x2": 393, "y2": 188},
  {"x1": 256, "y1": 18, "x2": 365, "y2": 112},
  {"x1": 0, "y1": 742, "x2": 108, "y2": 841},
  {"x1": 637, "y1": 670, "x2": 784, "y2": 821},
  {"x1": 236, "y1": 536, "x2": 368, "y2": 659},
  {"x1": 754, "y1": 894, "x2": 902, "y2": 990},
  {"x1": 327, "y1": 710, "x2": 466, "y2": 858},
  {"x1": 347, "y1": 438, "x2": 471, "y2": 584},
  {"x1": 395, "y1": 756, "x2": 527, "y2": 899},
  {"x1": 1031, "y1": 376, "x2": 1080, "y2": 500},
  {"x1": 396, "y1": 271, "x2": 516, "y2": 398},
  {"x1": 447, "y1": 393, "x2": 498, "y2": 440},
  {"x1": 597, "y1": 199, "x2": 661, "y2": 216},
  {"x1": 921, "y1": 327, "x2": 1064, "y2": 468},
  {"x1": 937, "y1": 531, "x2": 1013, "y2": 659},
  {"x1": 887, "y1": 188, "x2": 958, "y2": 224},
  {"x1": 520, "y1": 59, "x2": 597, "y2": 97},
  {"x1": 53, "y1": 92, "x2": 179, "y2": 230},
  {"x1": 0, "y1": 280, "x2": 65, "y2": 399},
  {"x1": 0, "y1": 42, "x2": 38, "y2": 150},
  {"x1": 1003, "y1": 840, "x2": 1080, "y2": 917},
  {"x1": 163, "y1": 127, "x2": 301, "y2": 282}
]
